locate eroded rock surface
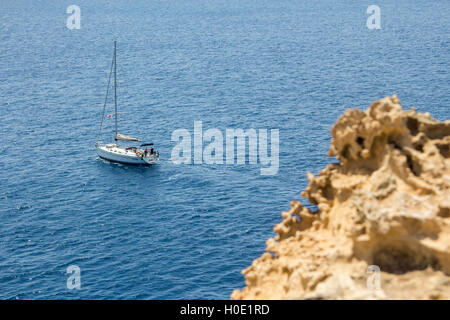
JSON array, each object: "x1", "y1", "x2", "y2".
[{"x1": 232, "y1": 96, "x2": 450, "y2": 299}]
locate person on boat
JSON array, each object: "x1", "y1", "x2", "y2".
[
  {"x1": 150, "y1": 148, "x2": 154, "y2": 155},
  {"x1": 145, "y1": 148, "x2": 149, "y2": 156}
]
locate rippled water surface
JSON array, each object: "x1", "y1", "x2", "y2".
[{"x1": 0, "y1": 0, "x2": 448, "y2": 299}]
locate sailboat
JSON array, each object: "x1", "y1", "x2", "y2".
[{"x1": 95, "y1": 41, "x2": 159, "y2": 165}]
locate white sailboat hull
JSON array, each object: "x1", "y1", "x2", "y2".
[{"x1": 97, "y1": 145, "x2": 159, "y2": 165}]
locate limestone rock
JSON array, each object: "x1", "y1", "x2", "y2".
[{"x1": 231, "y1": 96, "x2": 450, "y2": 300}]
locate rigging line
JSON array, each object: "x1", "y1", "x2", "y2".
[
  {"x1": 114, "y1": 40, "x2": 118, "y2": 138},
  {"x1": 96, "y1": 46, "x2": 115, "y2": 146}
]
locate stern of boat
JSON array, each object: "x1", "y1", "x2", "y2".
[{"x1": 143, "y1": 152, "x2": 159, "y2": 165}]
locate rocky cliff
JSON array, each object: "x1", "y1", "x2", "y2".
[{"x1": 232, "y1": 95, "x2": 450, "y2": 299}]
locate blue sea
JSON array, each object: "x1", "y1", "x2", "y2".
[{"x1": 0, "y1": 0, "x2": 448, "y2": 299}]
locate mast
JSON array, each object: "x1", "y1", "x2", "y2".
[
  {"x1": 114, "y1": 40, "x2": 118, "y2": 144},
  {"x1": 96, "y1": 41, "x2": 115, "y2": 147}
]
